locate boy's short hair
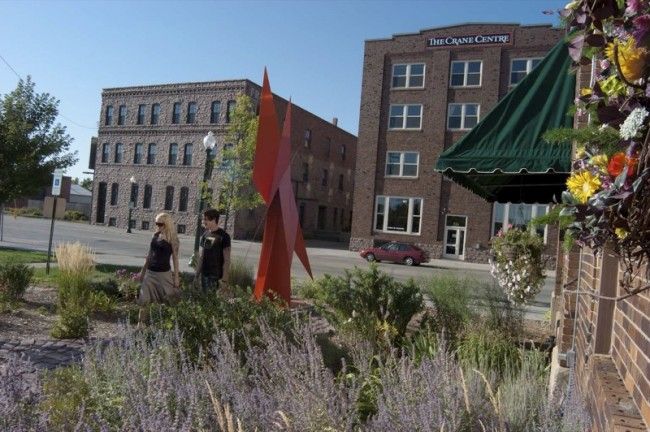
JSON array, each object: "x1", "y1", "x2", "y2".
[{"x1": 203, "y1": 208, "x2": 220, "y2": 222}]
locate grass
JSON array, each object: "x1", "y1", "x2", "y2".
[{"x1": 0, "y1": 247, "x2": 52, "y2": 265}]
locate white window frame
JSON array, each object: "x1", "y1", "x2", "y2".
[
  {"x1": 509, "y1": 57, "x2": 543, "y2": 86},
  {"x1": 388, "y1": 104, "x2": 422, "y2": 130},
  {"x1": 447, "y1": 103, "x2": 480, "y2": 130},
  {"x1": 385, "y1": 151, "x2": 419, "y2": 178},
  {"x1": 491, "y1": 202, "x2": 550, "y2": 243},
  {"x1": 450, "y1": 60, "x2": 482, "y2": 87},
  {"x1": 373, "y1": 195, "x2": 423, "y2": 235},
  {"x1": 391, "y1": 63, "x2": 426, "y2": 89}
]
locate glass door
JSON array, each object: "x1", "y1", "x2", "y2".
[{"x1": 443, "y1": 215, "x2": 467, "y2": 260}]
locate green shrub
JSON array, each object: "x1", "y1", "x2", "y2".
[
  {"x1": 89, "y1": 290, "x2": 116, "y2": 314},
  {"x1": 421, "y1": 275, "x2": 475, "y2": 348},
  {"x1": 8, "y1": 207, "x2": 43, "y2": 218},
  {"x1": 52, "y1": 272, "x2": 92, "y2": 339},
  {"x1": 63, "y1": 210, "x2": 88, "y2": 221},
  {"x1": 87, "y1": 273, "x2": 120, "y2": 298},
  {"x1": 40, "y1": 366, "x2": 92, "y2": 430},
  {"x1": 482, "y1": 283, "x2": 525, "y2": 339},
  {"x1": 0, "y1": 262, "x2": 34, "y2": 303},
  {"x1": 457, "y1": 327, "x2": 521, "y2": 377},
  {"x1": 228, "y1": 258, "x2": 255, "y2": 289},
  {"x1": 302, "y1": 264, "x2": 423, "y2": 345}
]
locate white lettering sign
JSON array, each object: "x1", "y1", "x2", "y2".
[
  {"x1": 52, "y1": 169, "x2": 64, "y2": 196},
  {"x1": 427, "y1": 33, "x2": 511, "y2": 48}
]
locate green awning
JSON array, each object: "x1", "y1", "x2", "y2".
[{"x1": 435, "y1": 40, "x2": 575, "y2": 203}]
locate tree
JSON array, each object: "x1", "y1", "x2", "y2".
[
  {"x1": 80, "y1": 178, "x2": 93, "y2": 191},
  {"x1": 0, "y1": 77, "x2": 77, "y2": 205},
  {"x1": 216, "y1": 94, "x2": 262, "y2": 226}
]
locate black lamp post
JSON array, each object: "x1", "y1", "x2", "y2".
[
  {"x1": 127, "y1": 176, "x2": 136, "y2": 233},
  {"x1": 193, "y1": 131, "x2": 216, "y2": 254}
]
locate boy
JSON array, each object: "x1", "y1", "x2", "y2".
[{"x1": 195, "y1": 208, "x2": 231, "y2": 291}]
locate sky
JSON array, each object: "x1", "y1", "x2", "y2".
[{"x1": 0, "y1": 0, "x2": 567, "y2": 181}]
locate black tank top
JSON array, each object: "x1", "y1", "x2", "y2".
[{"x1": 147, "y1": 233, "x2": 172, "y2": 272}]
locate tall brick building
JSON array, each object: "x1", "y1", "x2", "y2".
[
  {"x1": 91, "y1": 79, "x2": 356, "y2": 240},
  {"x1": 350, "y1": 23, "x2": 563, "y2": 263}
]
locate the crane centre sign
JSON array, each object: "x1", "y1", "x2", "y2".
[{"x1": 427, "y1": 33, "x2": 511, "y2": 48}]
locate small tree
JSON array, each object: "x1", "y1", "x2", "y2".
[
  {"x1": 217, "y1": 94, "x2": 262, "y2": 227},
  {"x1": 0, "y1": 77, "x2": 77, "y2": 205}
]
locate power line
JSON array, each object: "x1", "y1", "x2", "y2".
[{"x1": 0, "y1": 52, "x2": 97, "y2": 130}]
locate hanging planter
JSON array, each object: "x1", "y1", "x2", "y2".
[{"x1": 489, "y1": 227, "x2": 546, "y2": 304}]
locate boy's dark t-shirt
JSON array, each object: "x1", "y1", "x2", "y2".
[{"x1": 200, "y1": 228, "x2": 231, "y2": 280}]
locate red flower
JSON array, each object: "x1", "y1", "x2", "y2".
[{"x1": 607, "y1": 152, "x2": 639, "y2": 177}]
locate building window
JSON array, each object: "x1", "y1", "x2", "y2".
[
  {"x1": 101, "y1": 143, "x2": 110, "y2": 163},
  {"x1": 374, "y1": 196, "x2": 423, "y2": 235},
  {"x1": 340, "y1": 144, "x2": 346, "y2": 160},
  {"x1": 177, "y1": 224, "x2": 186, "y2": 234},
  {"x1": 147, "y1": 143, "x2": 156, "y2": 164},
  {"x1": 130, "y1": 183, "x2": 139, "y2": 206},
  {"x1": 114, "y1": 143, "x2": 123, "y2": 163},
  {"x1": 168, "y1": 143, "x2": 178, "y2": 165},
  {"x1": 392, "y1": 63, "x2": 425, "y2": 88},
  {"x1": 105, "y1": 105, "x2": 113, "y2": 125},
  {"x1": 385, "y1": 151, "x2": 419, "y2": 177},
  {"x1": 388, "y1": 104, "x2": 422, "y2": 130},
  {"x1": 179, "y1": 187, "x2": 189, "y2": 212},
  {"x1": 108, "y1": 217, "x2": 116, "y2": 227},
  {"x1": 134, "y1": 143, "x2": 144, "y2": 164},
  {"x1": 299, "y1": 203, "x2": 306, "y2": 227},
  {"x1": 187, "y1": 102, "x2": 197, "y2": 123},
  {"x1": 118, "y1": 105, "x2": 127, "y2": 125},
  {"x1": 333, "y1": 208, "x2": 338, "y2": 228},
  {"x1": 510, "y1": 58, "x2": 542, "y2": 85},
  {"x1": 183, "y1": 143, "x2": 193, "y2": 166},
  {"x1": 492, "y1": 203, "x2": 549, "y2": 241},
  {"x1": 302, "y1": 162, "x2": 309, "y2": 182},
  {"x1": 151, "y1": 103, "x2": 160, "y2": 125},
  {"x1": 450, "y1": 60, "x2": 482, "y2": 87},
  {"x1": 143, "y1": 184, "x2": 152, "y2": 209},
  {"x1": 325, "y1": 137, "x2": 331, "y2": 157},
  {"x1": 110, "y1": 183, "x2": 119, "y2": 205},
  {"x1": 210, "y1": 101, "x2": 221, "y2": 124},
  {"x1": 338, "y1": 174, "x2": 344, "y2": 191},
  {"x1": 164, "y1": 186, "x2": 174, "y2": 211},
  {"x1": 129, "y1": 219, "x2": 136, "y2": 229},
  {"x1": 304, "y1": 129, "x2": 312, "y2": 147},
  {"x1": 142, "y1": 221, "x2": 150, "y2": 230},
  {"x1": 447, "y1": 103, "x2": 480, "y2": 130},
  {"x1": 172, "y1": 102, "x2": 181, "y2": 124},
  {"x1": 137, "y1": 104, "x2": 146, "y2": 125},
  {"x1": 226, "y1": 100, "x2": 236, "y2": 123},
  {"x1": 317, "y1": 206, "x2": 327, "y2": 230},
  {"x1": 322, "y1": 169, "x2": 328, "y2": 187}
]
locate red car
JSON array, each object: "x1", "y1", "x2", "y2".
[{"x1": 359, "y1": 241, "x2": 429, "y2": 266}]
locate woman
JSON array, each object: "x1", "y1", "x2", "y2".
[{"x1": 137, "y1": 212, "x2": 181, "y2": 324}]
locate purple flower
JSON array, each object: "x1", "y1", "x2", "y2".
[
  {"x1": 632, "y1": 14, "x2": 650, "y2": 45},
  {"x1": 626, "y1": 0, "x2": 645, "y2": 15}
]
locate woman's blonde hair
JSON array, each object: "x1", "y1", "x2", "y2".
[{"x1": 155, "y1": 212, "x2": 179, "y2": 252}]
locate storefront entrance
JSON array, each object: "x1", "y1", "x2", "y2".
[{"x1": 443, "y1": 215, "x2": 467, "y2": 260}]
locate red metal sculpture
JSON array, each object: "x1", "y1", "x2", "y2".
[{"x1": 252, "y1": 70, "x2": 313, "y2": 304}]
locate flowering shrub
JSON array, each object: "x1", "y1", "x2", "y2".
[
  {"x1": 555, "y1": 1, "x2": 650, "y2": 288},
  {"x1": 489, "y1": 227, "x2": 545, "y2": 304},
  {"x1": 115, "y1": 268, "x2": 140, "y2": 300}
]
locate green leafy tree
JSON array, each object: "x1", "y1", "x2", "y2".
[
  {"x1": 80, "y1": 177, "x2": 93, "y2": 191},
  {"x1": 0, "y1": 77, "x2": 77, "y2": 205},
  {"x1": 217, "y1": 94, "x2": 262, "y2": 223}
]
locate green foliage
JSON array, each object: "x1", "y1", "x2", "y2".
[
  {"x1": 481, "y1": 283, "x2": 525, "y2": 340},
  {"x1": 218, "y1": 94, "x2": 263, "y2": 215},
  {"x1": 421, "y1": 275, "x2": 474, "y2": 348},
  {"x1": 457, "y1": 327, "x2": 521, "y2": 377},
  {"x1": 529, "y1": 205, "x2": 574, "y2": 231},
  {"x1": 40, "y1": 366, "x2": 91, "y2": 430},
  {"x1": 228, "y1": 257, "x2": 255, "y2": 289},
  {"x1": 0, "y1": 262, "x2": 34, "y2": 303},
  {"x1": 87, "y1": 273, "x2": 119, "y2": 298},
  {"x1": 8, "y1": 207, "x2": 43, "y2": 218},
  {"x1": 51, "y1": 272, "x2": 92, "y2": 339},
  {"x1": 405, "y1": 328, "x2": 439, "y2": 363},
  {"x1": 63, "y1": 210, "x2": 88, "y2": 221},
  {"x1": 0, "y1": 247, "x2": 50, "y2": 265},
  {"x1": 301, "y1": 264, "x2": 423, "y2": 345},
  {"x1": 543, "y1": 124, "x2": 620, "y2": 155},
  {"x1": 0, "y1": 77, "x2": 77, "y2": 205},
  {"x1": 89, "y1": 290, "x2": 116, "y2": 314}
]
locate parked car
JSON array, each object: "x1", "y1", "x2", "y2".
[{"x1": 359, "y1": 241, "x2": 429, "y2": 266}]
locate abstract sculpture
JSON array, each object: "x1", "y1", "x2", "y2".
[{"x1": 252, "y1": 70, "x2": 313, "y2": 304}]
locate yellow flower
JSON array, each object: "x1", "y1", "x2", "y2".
[
  {"x1": 615, "y1": 228, "x2": 629, "y2": 239},
  {"x1": 580, "y1": 87, "x2": 592, "y2": 96},
  {"x1": 575, "y1": 145, "x2": 586, "y2": 159},
  {"x1": 599, "y1": 75, "x2": 627, "y2": 97},
  {"x1": 604, "y1": 38, "x2": 649, "y2": 82},
  {"x1": 566, "y1": 170, "x2": 602, "y2": 204},
  {"x1": 590, "y1": 154, "x2": 609, "y2": 171}
]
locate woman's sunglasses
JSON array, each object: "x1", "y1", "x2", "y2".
[{"x1": 155, "y1": 222, "x2": 164, "y2": 227}]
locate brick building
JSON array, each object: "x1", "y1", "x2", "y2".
[
  {"x1": 350, "y1": 23, "x2": 564, "y2": 263},
  {"x1": 90, "y1": 80, "x2": 356, "y2": 240}
]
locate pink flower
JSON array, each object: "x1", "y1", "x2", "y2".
[
  {"x1": 627, "y1": 0, "x2": 645, "y2": 15},
  {"x1": 632, "y1": 14, "x2": 650, "y2": 45}
]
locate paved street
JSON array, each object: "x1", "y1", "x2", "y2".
[{"x1": 0, "y1": 215, "x2": 553, "y2": 319}]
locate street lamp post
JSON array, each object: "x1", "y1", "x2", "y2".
[
  {"x1": 127, "y1": 176, "x2": 136, "y2": 233},
  {"x1": 193, "y1": 131, "x2": 217, "y2": 254}
]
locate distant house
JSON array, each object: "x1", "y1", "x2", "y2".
[{"x1": 10, "y1": 177, "x2": 92, "y2": 218}]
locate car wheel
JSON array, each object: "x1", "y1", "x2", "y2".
[
  {"x1": 404, "y1": 256, "x2": 415, "y2": 266},
  {"x1": 366, "y1": 253, "x2": 376, "y2": 262}
]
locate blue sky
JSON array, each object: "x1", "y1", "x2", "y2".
[{"x1": 0, "y1": 0, "x2": 567, "y2": 181}]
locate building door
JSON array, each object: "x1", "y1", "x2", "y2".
[
  {"x1": 96, "y1": 182, "x2": 107, "y2": 223},
  {"x1": 317, "y1": 206, "x2": 326, "y2": 230},
  {"x1": 443, "y1": 215, "x2": 467, "y2": 260}
]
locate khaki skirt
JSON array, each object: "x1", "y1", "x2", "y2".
[{"x1": 137, "y1": 269, "x2": 180, "y2": 306}]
